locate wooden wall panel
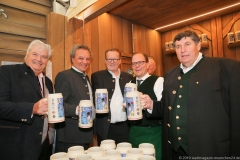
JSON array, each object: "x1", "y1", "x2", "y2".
[
  {"x1": 0, "y1": 53, "x2": 24, "y2": 64},
  {"x1": 0, "y1": 21, "x2": 46, "y2": 39},
  {"x1": 155, "y1": 31, "x2": 164, "y2": 76},
  {"x1": 0, "y1": 4, "x2": 46, "y2": 28},
  {"x1": 122, "y1": 18, "x2": 133, "y2": 54},
  {"x1": 0, "y1": 0, "x2": 50, "y2": 65},
  {"x1": 28, "y1": 0, "x2": 51, "y2": 7},
  {"x1": 83, "y1": 19, "x2": 93, "y2": 77},
  {"x1": 132, "y1": 24, "x2": 142, "y2": 53},
  {"x1": 111, "y1": 15, "x2": 123, "y2": 50},
  {"x1": 47, "y1": 12, "x2": 65, "y2": 83},
  {"x1": 88, "y1": 17, "x2": 99, "y2": 74},
  {"x1": 121, "y1": 57, "x2": 132, "y2": 72},
  {"x1": 98, "y1": 13, "x2": 112, "y2": 70},
  {"x1": 65, "y1": 18, "x2": 83, "y2": 69},
  {"x1": 222, "y1": 12, "x2": 239, "y2": 60},
  {"x1": 141, "y1": 26, "x2": 148, "y2": 54},
  {"x1": 0, "y1": 0, "x2": 51, "y2": 15},
  {"x1": 0, "y1": 4, "x2": 46, "y2": 39},
  {"x1": 0, "y1": 33, "x2": 42, "y2": 55}
]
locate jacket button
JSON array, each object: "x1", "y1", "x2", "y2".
[{"x1": 107, "y1": 119, "x2": 110, "y2": 122}]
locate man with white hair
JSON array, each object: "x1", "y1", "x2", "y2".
[{"x1": 0, "y1": 40, "x2": 54, "y2": 160}]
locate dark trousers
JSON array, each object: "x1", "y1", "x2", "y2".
[
  {"x1": 38, "y1": 138, "x2": 52, "y2": 160},
  {"x1": 97, "y1": 121, "x2": 130, "y2": 146},
  {"x1": 55, "y1": 141, "x2": 89, "y2": 152},
  {"x1": 172, "y1": 146, "x2": 188, "y2": 160}
]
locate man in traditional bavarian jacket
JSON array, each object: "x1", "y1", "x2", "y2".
[{"x1": 141, "y1": 30, "x2": 240, "y2": 159}]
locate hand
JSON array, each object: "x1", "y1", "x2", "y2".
[
  {"x1": 32, "y1": 98, "x2": 48, "y2": 115},
  {"x1": 140, "y1": 94, "x2": 153, "y2": 110}
]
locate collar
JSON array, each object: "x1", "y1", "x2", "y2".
[
  {"x1": 180, "y1": 52, "x2": 203, "y2": 71},
  {"x1": 108, "y1": 68, "x2": 121, "y2": 78},
  {"x1": 72, "y1": 66, "x2": 86, "y2": 76},
  {"x1": 37, "y1": 72, "x2": 44, "y2": 78},
  {"x1": 136, "y1": 73, "x2": 150, "y2": 81}
]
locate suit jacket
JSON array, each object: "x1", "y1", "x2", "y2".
[
  {"x1": 151, "y1": 57, "x2": 240, "y2": 158},
  {"x1": 91, "y1": 70, "x2": 133, "y2": 139},
  {"x1": 0, "y1": 63, "x2": 53, "y2": 160},
  {"x1": 54, "y1": 68, "x2": 93, "y2": 143}
]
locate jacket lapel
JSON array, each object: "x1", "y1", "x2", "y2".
[{"x1": 21, "y1": 63, "x2": 42, "y2": 97}]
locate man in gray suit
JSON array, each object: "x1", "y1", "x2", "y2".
[
  {"x1": 0, "y1": 40, "x2": 54, "y2": 160},
  {"x1": 91, "y1": 48, "x2": 133, "y2": 145},
  {"x1": 54, "y1": 44, "x2": 93, "y2": 152}
]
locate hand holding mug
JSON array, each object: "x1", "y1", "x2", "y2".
[
  {"x1": 32, "y1": 98, "x2": 48, "y2": 115},
  {"x1": 140, "y1": 94, "x2": 153, "y2": 110}
]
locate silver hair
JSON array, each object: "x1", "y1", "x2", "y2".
[
  {"x1": 70, "y1": 44, "x2": 92, "y2": 63},
  {"x1": 25, "y1": 40, "x2": 52, "y2": 59}
]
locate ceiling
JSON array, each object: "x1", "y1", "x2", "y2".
[{"x1": 108, "y1": 0, "x2": 240, "y2": 32}]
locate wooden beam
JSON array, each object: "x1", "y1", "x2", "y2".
[
  {"x1": 0, "y1": 0, "x2": 51, "y2": 16},
  {"x1": 189, "y1": 24, "x2": 212, "y2": 40},
  {"x1": 210, "y1": 18, "x2": 218, "y2": 57},
  {"x1": 28, "y1": 0, "x2": 51, "y2": 7},
  {"x1": 83, "y1": 0, "x2": 128, "y2": 22},
  {"x1": 222, "y1": 11, "x2": 240, "y2": 38},
  {"x1": 216, "y1": 16, "x2": 223, "y2": 57},
  {"x1": 0, "y1": 21, "x2": 46, "y2": 39}
]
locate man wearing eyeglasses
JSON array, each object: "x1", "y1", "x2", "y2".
[
  {"x1": 91, "y1": 48, "x2": 133, "y2": 145},
  {"x1": 130, "y1": 53, "x2": 164, "y2": 160}
]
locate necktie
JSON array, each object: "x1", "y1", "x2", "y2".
[
  {"x1": 137, "y1": 79, "x2": 142, "y2": 88},
  {"x1": 36, "y1": 76, "x2": 44, "y2": 97}
]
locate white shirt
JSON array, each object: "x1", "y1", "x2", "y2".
[
  {"x1": 108, "y1": 69, "x2": 127, "y2": 123},
  {"x1": 136, "y1": 73, "x2": 164, "y2": 101},
  {"x1": 135, "y1": 73, "x2": 164, "y2": 113},
  {"x1": 180, "y1": 52, "x2": 203, "y2": 74}
]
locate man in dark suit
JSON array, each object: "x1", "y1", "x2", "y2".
[
  {"x1": 141, "y1": 30, "x2": 240, "y2": 159},
  {"x1": 54, "y1": 44, "x2": 93, "y2": 152},
  {"x1": 91, "y1": 48, "x2": 133, "y2": 145},
  {"x1": 0, "y1": 40, "x2": 54, "y2": 160}
]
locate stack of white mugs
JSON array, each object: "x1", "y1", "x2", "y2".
[{"x1": 50, "y1": 140, "x2": 156, "y2": 160}]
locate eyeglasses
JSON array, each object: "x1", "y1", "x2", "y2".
[
  {"x1": 105, "y1": 58, "x2": 120, "y2": 62},
  {"x1": 131, "y1": 61, "x2": 146, "y2": 67}
]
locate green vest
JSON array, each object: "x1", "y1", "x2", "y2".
[{"x1": 171, "y1": 69, "x2": 193, "y2": 154}]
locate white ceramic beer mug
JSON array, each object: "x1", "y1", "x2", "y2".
[
  {"x1": 86, "y1": 147, "x2": 104, "y2": 160},
  {"x1": 100, "y1": 139, "x2": 116, "y2": 151},
  {"x1": 76, "y1": 154, "x2": 92, "y2": 160},
  {"x1": 68, "y1": 146, "x2": 85, "y2": 159},
  {"x1": 116, "y1": 142, "x2": 132, "y2": 157},
  {"x1": 138, "y1": 143, "x2": 155, "y2": 157},
  {"x1": 125, "y1": 91, "x2": 142, "y2": 120},
  {"x1": 50, "y1": 152, "x2": 68, "y2": 160},
  {"x1": 47, "y1": 93, "x2": 65, "y2": 123},
  {"x1": 104, "y1": 150, "x2": 121, "y2": 160},
  {"x1": 126, "y1": 148, "x2": 143, "y2": 160},
  {"x1": 123, "y1": 83, "x2": 137, "y2": 106},
  {"x1": 79, "y1": 100, "x2": 93, "y2": 128},
  {"x1": 138, "y1": 156, "x2": 155, "y2": 160},
  {"x1": 95, "y1": 89, "x2": 108, "y2": 113}
]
